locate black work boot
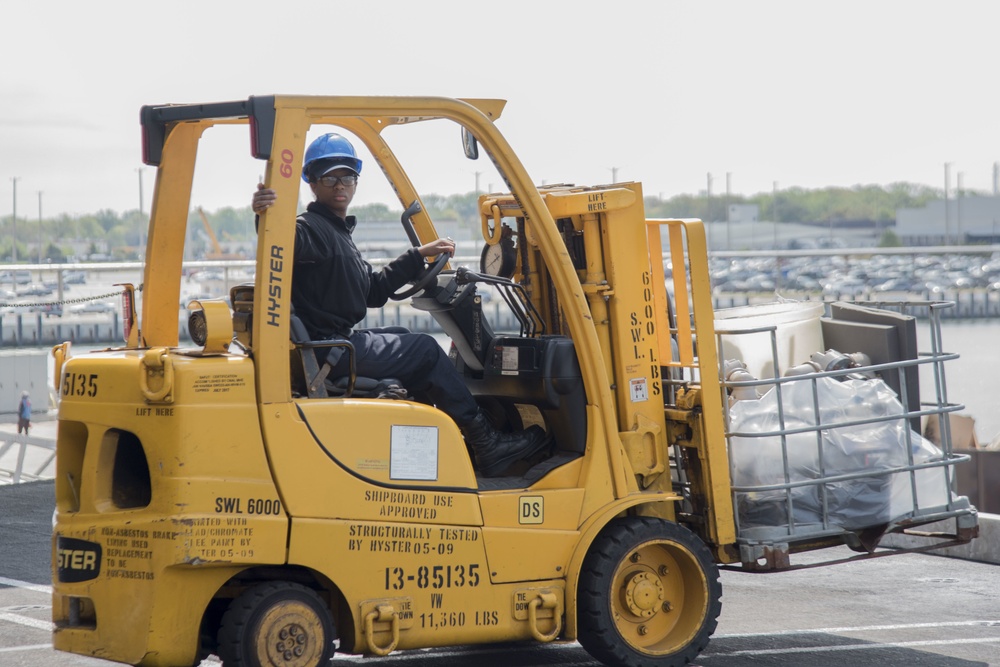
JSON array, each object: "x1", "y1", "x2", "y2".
[{"x1": 461, "y1": 411, "x2": 550, "y2": 477}]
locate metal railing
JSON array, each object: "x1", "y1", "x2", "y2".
[{"x1": 0, "y1": 432, "x2": 55, "y2": 484}]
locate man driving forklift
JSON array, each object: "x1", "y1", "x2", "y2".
[{"x1": 252, "y1": 133, "x2": 549, "y2": 476}]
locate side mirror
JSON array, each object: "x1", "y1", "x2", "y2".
[{"x1": 462, "y1": 127, "x2": 479, "y2": 160}]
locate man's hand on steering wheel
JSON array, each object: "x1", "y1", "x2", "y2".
[
  {"x1": 390, "y1": 236, "x2": 456, "y2": 301},
  {"x1": 418, "y1": 237, "x2": 456, "y2": 259}
]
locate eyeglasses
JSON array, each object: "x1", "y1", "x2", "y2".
[{"x1": 316, "y1": 174, "x2": 358, "y2": 187}]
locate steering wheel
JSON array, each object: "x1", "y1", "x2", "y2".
[
  {"x1": 391, "y1": 253, "x2": 449, "y2": 301},
  {"x1": 389, "y1": 199, "x2": 450, "y2": 301}
]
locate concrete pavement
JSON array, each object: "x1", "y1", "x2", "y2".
[
  {"x1": 2, "y1": 480, "x2": 999, "y2": 666},
  {"x1": 1, "y1": 416, "x2": 998, "y2": 665}
]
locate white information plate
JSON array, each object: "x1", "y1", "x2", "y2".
[
  {"x1": 501, "y1": 346, "x2": 519, "y2": 375},
  {"x1": 390, "y1": 425, "x2": 439, "y2": 481}
]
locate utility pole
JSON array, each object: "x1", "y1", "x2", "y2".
[
  {"x1": 774, "y1": 180, "x2": 780, "y2": 249},
  {"x1": 725, "y1": 172, "x2": 732, "y2": 251},
  {"x1": 10, "y1": 177, "x2": 18, "y2": 262},
  {"x1": 137, "y1": 167, "x2": 145, "y2": 215},
  {"x1": 38, "y1": 191, "x2": 43, "y2": 263},
  {"x1": 957, "y1": 171, "x2": 964, "y2": 243},
  {"x1": 944, "y1": 162, "x2": 951, "y2": 245},
  {"x1": 474, "y1": 171, "x2": 482, "y2": 195},
  {"x1": 137, "y1": 167, "x2": 147, "y2": 253},
  {"x1": 609, "y1": 167, "x2": 618, "y2": 184},
  {"x1": 706, "y1": 172, "x2": 713, "y2": 223},
  {"x1": 773, "y1": 180, "x2": 781, "y2": 287},
  {"x1": 705, "y1": 173, "x2": 713, "y2": 248}
]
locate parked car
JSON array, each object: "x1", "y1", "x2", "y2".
[
  {"x1": 0, "y1": 270, "x2": 33, "y2": 285},
  {"x1": 29, "y1": 303, "x2": 63, "y2": 318},
  {"x1": 0, "y1": 304, "x2": 34, "y2": 316},
  {"x1": 822, "y1": 278, "x2": 867, "y2": 297},
  {"x1": 61, "y1": 270, "x2": 87, "y2": 284},
  {"x1": 18, "y1": 283, "x2": 53, "y2": 297},
  {"x1": 195, "y1": 270, "x2": 225, "y2": 283},
  {"x1": 873, "y1": 277, "x2": 915, "y2": 292},
  {"x1": 43, "y1": 280, "x2": 70, "y2": 292},
  {"x1": 68, "y1": 301, "x2": 116, "y2": 315}
]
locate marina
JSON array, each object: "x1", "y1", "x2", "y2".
[{"x1": 2, "y1": 256, "x2": 1000, "y2": 445}]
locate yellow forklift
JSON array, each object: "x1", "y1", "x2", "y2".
[{"x1": 51, "y1": 96, "x2": 977, "y2": 666}]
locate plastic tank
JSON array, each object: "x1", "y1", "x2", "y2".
[{"x1": 714, "y1": 301, "x2": 825, "y2": 379}]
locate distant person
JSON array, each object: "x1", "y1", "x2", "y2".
[
  {"x1": 17, "y1": 391, "x2": 31, "y2": 435},
  {"x1": 251, "y1": 133, "x2": 549, "y2": 476}
]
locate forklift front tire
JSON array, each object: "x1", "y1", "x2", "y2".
[
  {"x1": 577, "y1": 517, "x2": 721, "y2": 667},
  {"x1": 217, "y1": 581, "x2": 335, "y2": 667}
]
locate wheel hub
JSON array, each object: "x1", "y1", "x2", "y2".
[
  {"x1": 272, "y1": 623, "x2": 308, "y2": 661},
  {"x1": 623, "y1": 570, "x2": 664, "y2": 618},
  {"x1": 258, "y1": 604, "x2": 322, "y2": 667}
]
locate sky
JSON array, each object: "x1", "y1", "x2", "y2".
[{"x1": 2, "y1": 0, "x2": 999, "y2": 218}]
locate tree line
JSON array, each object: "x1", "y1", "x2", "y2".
[
  {"x1": 643, "y1": 182, "x2": 943, "y2": 225},
  {"x1": 0, "y1": 182, "x2": 953, "y2": 262}
]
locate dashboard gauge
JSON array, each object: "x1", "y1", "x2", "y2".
[{"x1": 480, "y1": 232, "x2": 516, "y2": 278}]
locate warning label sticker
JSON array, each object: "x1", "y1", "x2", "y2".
[{"x1": 629, "y1": 378, "x2": 649, "y2": 402}]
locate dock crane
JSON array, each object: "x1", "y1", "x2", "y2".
[{"x1": 196, "y1": 207, "x2": 242, "y2": 260}]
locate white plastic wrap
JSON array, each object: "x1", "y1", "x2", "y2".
[{"x1": 729, "y1": 376, "x2": 952, "y2": 532}]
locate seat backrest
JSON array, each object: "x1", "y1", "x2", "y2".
[
  {"x1": 288, "y1": 316, "x2": 401, "y2": 399},
  {"x1": 289, "y1": 315, "x2": 329, "y2": 398}
]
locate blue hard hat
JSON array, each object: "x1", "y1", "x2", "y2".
[{"x1": 301, "y1": 133, "x2": 363, "y2": 183}]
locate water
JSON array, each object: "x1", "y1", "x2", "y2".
[
  {"x1": 919, "y1": 319, "x2": 1000, "y2": 445},
  {"x1": 44, "y1": 319, "x2": 1000, "y2": 443}
]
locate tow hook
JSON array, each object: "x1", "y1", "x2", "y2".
[
  {"x1": 528, "y1": 591, "x2": 562, "y2": 642},
  {"x1": 139, "y1": 347, "x2": 174, "y2": 403},
  {"x1": 364, "y1": 604, "x2": 400, "y2": 656}
]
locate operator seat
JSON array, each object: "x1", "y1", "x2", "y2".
[
  {"x1": 230, "y1": 283, "x2": 404, "y2": 399},
  {"x1": 288, "y1": 315, "x2": 406, "y2": 399}
]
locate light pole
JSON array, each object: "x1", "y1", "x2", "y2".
[
  {"x1": 957, "y1": 171, "x2": 964, "y2": 243},
  {"x1": 37, "y1": 191, "x2": 43, "y2": 263},
  {"x1": 706, "y1": 173, "x2": 713, "y2": 248},
  {"x1": 137, "y1": 167, "x2": 147, "y2": 252},
  {"x1": 773, "y1": 181, "x2": 781, "y2": 288},
  {"x1": 725, "y1": 172, "x2": 732, "y2": 251},
  {"x1": 944, "y1": 162, "x2": 951, "y2": 245},
  {"x1": 474, "y1": 171, "x2": 482, "y2": 195},
  {"x1": 11, "y1": 177, "x2": 19, "y2": 262},
  {"x1": 773, "y1": 180, "x2": 781, "y2": 249},
  {"x1": 706, "y1": 172, "x2": 713, "y2": 222},
  {"x1": 137, "y1": 167, "x2": 145, "y2": 215},
  {"x1": 609, "y1": 167, "x2": 618, "y2": 184}
]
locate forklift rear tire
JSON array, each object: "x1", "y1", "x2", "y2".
[
  {"x1": 577, "y1": 517, "x2": 721, "y2": 667},
  {"x1": 217, "y1": 581, "x2": 335, "y2": 667}
]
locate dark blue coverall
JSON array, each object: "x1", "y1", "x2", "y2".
[{"x1": 289, "y1": 201, "x2": 479, "y2": 425}]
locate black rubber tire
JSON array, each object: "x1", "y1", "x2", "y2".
[
  {"x1": 577, "y1": 517, "x2": 721, "y2": 667},
  {"x1": 217, "y1": 581, "x2": 335, "y2": 667}
]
